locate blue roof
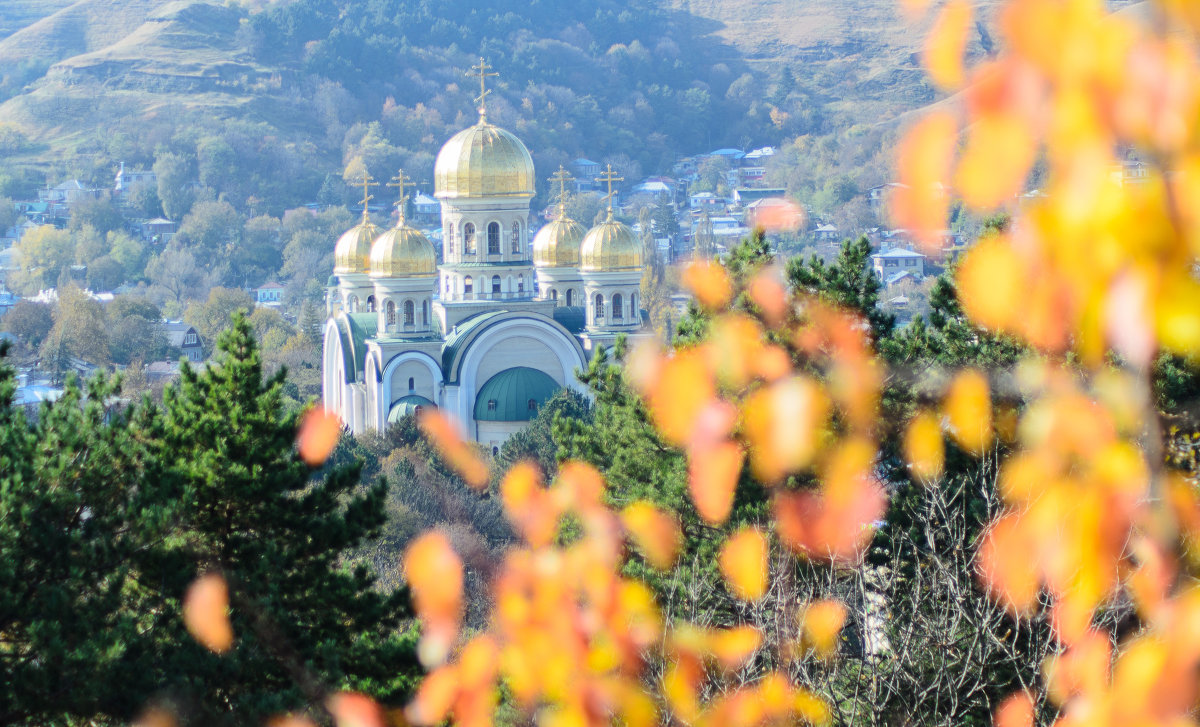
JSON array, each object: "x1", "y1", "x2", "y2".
[
  {"x1": 873, "y1": 248, "x2": 925, "y2": 259},
  {"x1": 710, "y1": 148, "x2": 745, "y2": 158},
  {"x1": 473, "y1": 367, "x2": 562, "y2": 422}
]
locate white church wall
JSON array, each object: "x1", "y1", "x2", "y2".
[
  {"x1": 388, "y1": 359, "x2": 438, "y2": 402},
  {"x1": 472, "y1": 335, "x2": 564, "y2": 388}
]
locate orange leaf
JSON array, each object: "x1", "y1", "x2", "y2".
[
  {"x1": 923, "y1": 0, "x2": 972, "y2": 89},
  {"x1": 418, "y1": 409, "x2": 489, "y2": 488},
  {"x1": 978, "y1": 516, "x2": 1039, "y2": 613},
  {"x1": 297, "y1": 407, "x2": 341, "y2": 466},
  {"x1": 688, "y1": 440, "x2": 744, "y2": 525},
  {"x1": 719, "y1": 527, "x2": 769, "y2": 601},
  {"x1": 892, "y1": 112, "x2": 957, "y2": 249},
  {"x1": 645, "y1": 348, "x2": 715, "y2": 446},
  {"x1": 993, "y1": 692, "x2": 1034, "y2": 727},
  {"x1": 621, "y1": 501, "x2": 683, "y2": 570},
  {"x1": 501, "y1": 462, "x2": 560, "y2": 547},
  {"x1": 682, "y1": 260, "x2": 733, "y2": 310},
  {"x1": 956, "y1": 112, "x2": 1036, "y2": 210},
  {"x1": 943, "y1": 369, "x2": 992, "y2": 455},
  {"x1": 741, "y1": 376, "x2": 829, "y2": 483},
  {"x1": 403, "y1": 531, "x2": 463, "y2": 666},
  {"x1": 904, "y1": 409, "x2": 945, "y2": 481},
  {"x1": 800, "y1": 600, "x2": 847, "y2": 656},
  {"x1": 406, "y1": 666, "x2": 460, "y2": 725},
  {"x1": 326, "y1": 692, "x2": 385, "y2": 727},
  {"x1": 183, "y1": 573, "x2": 233, "y2": 654},
  {"x1": 956, "y1": 234, "x2": 1022, "y2": 333}
]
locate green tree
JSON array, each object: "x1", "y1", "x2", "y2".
[
  {"x1": 68, "y1": 196, "x2": 124, "y2": 235},
  {"x1": 154, "y1": 151, "x2": 197, "y2": 220},
  {"x1": 40, "y1": 284, "x2": 111, "y2": 375},
  {"x1": 85, "y1": 255, "x2": 125, "y2": 291},
  {"x1": 786, "y1": 235, "x2": 894, "y2": 344},
  {"x1": 185, "y1": 287, "x2": 255, "y2": 345},
  {"x1": 110, "y1": 230, "x2": 148, "y2": 277},
  {"x1": 10, "y1": 225, "x2": 73, "y2": 295},
  {"x1": 129, "y1": 315, "x2": 420, "y2": 722},
  {"x1": 2, "y1": 300, "x2": 53, "y2": 348}
]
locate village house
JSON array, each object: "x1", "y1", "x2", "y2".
[{"x1": 871, "y1": 248, "x2": 926, "y2": 279}]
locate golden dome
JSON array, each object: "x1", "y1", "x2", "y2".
[
  {"x1": 334, "y1": 218, "x2": 383, "y2": 274},
  {"x1": 533, "y1": 214, "x2": 587, "y2": 267},
  {"x1": 580, "y1": 215, "x2": 643, "y2": 271},
  {"x1": 434, "y1": 120, "x2": 535, "y2": 199},
  {"x1": 370, "y1": 222, "x2": 437, "y2": 278}
]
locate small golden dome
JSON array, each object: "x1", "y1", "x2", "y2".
[
  {"x1": 580, "y1": 215, "x2": 643, "y2": 271},
  {"x1": 370, "y1": 223, "x2": 437, "y2": 278},
  {"x1": 533, "y1": 215, "x2": 587, "y2": 267},
  {"x1": 434, "y1": 121, "x2": 535, "y2": 199},
  {"x1": 334, "y1": 219, "x2": 383, "y2": 274}
]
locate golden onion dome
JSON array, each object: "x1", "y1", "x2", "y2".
[
  {"x1": 580, "y1": 214, "x2": 643, "y2": 271},
  {"x1": 370, "y1": 222, "x2": 437, "y2": 278},
  {"x1": 532, "y1": 214, "x2": 587, "y2": 267},
  {"x1": 434, "y1": 120, "x2": 535, "y2": 199},
  {"x1": 334, "y1": 218, "x2": 384, "y2": 275}
]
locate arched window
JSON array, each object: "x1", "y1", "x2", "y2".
[
  {"x1": 446, "y1": 224, "x2": 454, "y2": 254},
  {"x1": 492, "y1": 446, "x2": 499, "y2": 456},
  {"x1": 612, "y1": 293, "x2": 624, "y2": 320},
  {"x1": 487, "y1": 222, "x2": 501, "y2": 254},
  {"x1": 595, "y1": 293, "x2": 605, "y2": 322},
  {"x1": 491, "y1": 275, "x2": 501, "y2": 294},
  {"x1": 631, "y1": 292, "x2": 639, "y2": 316},
  {"x1": 550, "y1": 288, "x2": 558, "y2": 301},
  {"x1": 517, "y1": 275, "x2": 525, "y2": 294},
  {"x1": 386, "y1": 300, "x2": 396, "y2": 325},
  {"x1": 566, "y1": 289, "x2": 574, "y2": 307},
  {"x1": 464, "y1": 223, "x2": 476, "y2": 253},
  {"x1": 528, "y1": 398, "x2": 538, "y2": 412},
  {"x1": 403, "y1": 299, "x2": 415, "y2": 325},
  {"x1": 464, "y1": 276, "x2": 473, "y2": 296},
  {"x1": 366, "y1": 295, "x2": 376, "y2": 312},
  {"x1": 408, "y1": 377, "x2": 415, "y2": 391},
  {"x1": 511, "y1": 221, "x2": 521, "y2": 253},
  {"x1": 347, "y1": 294, "x2": 359, "y2": 312},
  {"x1": 487, "y1": 399, "x2": 497, "y2": 411},
  {"x1": 421, "y1": 299, "x2": 429, "y2": 325}
]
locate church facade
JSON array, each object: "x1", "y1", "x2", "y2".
[{"x1": 321, "y1": 98, "x2": 646, "y2": 451}]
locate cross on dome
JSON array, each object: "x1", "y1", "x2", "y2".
[
  {"x1": 549, "y1": 166, "x2": 574, "y2": 218},
  {"x1": 469, "y1": 57, "x2": 499, "y2": 122},
  {"x1": 598, "y1": 164, "x2": 624, "y2": 218},
  {"x1": 356, "y1": 173, "x2": 379, "y2": 222},
  {"x1": 387, "y1": 169, "x2": 413, "y2": 226}
]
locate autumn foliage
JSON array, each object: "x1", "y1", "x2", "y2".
[{"x1": 189, "y1": 1, "x2": 1200, "y2": 725}]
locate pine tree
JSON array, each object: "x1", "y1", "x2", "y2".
[
  {"x1": 133, "y1": 313, "x2": 418, "y2": 724},
  {"x1": 786, "y1": 235, "x2": 894, "y2": 344}
]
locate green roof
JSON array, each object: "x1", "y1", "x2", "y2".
[
  {"x1": 473, "y1": 367, "x2": 562, "y2": 422},
  {"x1": 441, "y1": 310, "x2": 507, "y2": 380},
  {"x1": 387, "y1": 394, "x2": 436, "y2": 423},
  {"x1": 335, "y1": 312, "x2": 379, "y2": 383}
]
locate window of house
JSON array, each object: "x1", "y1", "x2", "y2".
[
  {"x1": 612, "y1": 293, "x2": 623, "y2": 320},
  {"x1": 595, "y1": 293, "x2": 605, "y2": 322},
  {"x1": 366, "y1": 295, "x2": 376, "y2": 312},
  {"x1": 185, "y1": 332, "x2": 197, "y2": 345},
  {"x1": 518, "y1": 275, "x2": 524, "y2": 294},
  {"x1": 464, "y1": 223, "x2": 476, "y2": 253},
  {"x1": 528, "y1": 399, "x2": 538, "y2": 412},
  {"x1": 464, "y1": 276, "x2": 473, "y2": 295},
  {"x1": 491, "y1": 275, "x2": 501, "y2": 294},
  {"x1": 386, "y1": 300, "x2": 396, "y2": 325},
  {"x1": 487, "y1": 399, "x2": 497, "y2": 411},
  {"x1": 408, "y1": 377, "x2": 415, "y2": 391},
  {"x1": 566, "y1": 289, "x2": 574, "y2": 307},
  {"x1": 348, "y1": 295, "x2": 358, "y2": 312},
  {"x1": 404, "y1": 300, "x2": 414, "y2": 325},
  {"x1": 487, "y1": 222, "x2": 501, "y2": 254},
  {"x1": 511, "y1": 222, "x2": 521, "y2": 253}
]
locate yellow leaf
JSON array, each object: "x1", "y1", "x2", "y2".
[
  {"x1": 903, "y1": 409, "x2": 944, "y2": 481},
  {"x1": 741, "y1": 376, "x2": 829, "y2": 483},
  {"x1": 923, "y1": 0, "x2": 972, "y2": 89},
  {"x1": 620, "y1": 501, "x2": 683, "y2": 570},
  {"x1": 403, "y1": 531, "x2": 463, "y2": 666},
  {"x1": 892, "y1": 113, "x2": 957, "y2": 249},
  {"x1": 418, "y1": 409, "x2": 489, "y2": 488},
  {"x1": 956, "y1": 234, "x2": 1022, "y2": 333},
  {"x1": 956, "y1": 112, "x2": 1036, "y2": 210},
  {"x1": 943, "y1": 369, "x2": 992, "y2": 455},
  {"x1": 708, "y1": 625, "x2": 763, "y2": 670},
  {"x1": 645, "y1": 348, "x2": 715, "y2": 446},
  {"x1": 681, "y1": 260, "x2": 732, "y2": 310},
  {"x1": 800, "y1": 600, "x2": 847, "y2": 656},
  {"x1": 719, "y1": 527, "x2": 769, "y2": 601},
  {"x1": 183, "y1": 573, "x2": 233, "y2": 654},
  {"x1": 1156, "y1": 272, "x2": 1200, "y2": 354}
]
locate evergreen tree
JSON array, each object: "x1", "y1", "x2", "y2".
[
  {"x1": 786, "y1": 235, "x2": 894, "y2": 344},
  {"x1": 133, "y1": 313, "x2": 418, "y2": 724}
]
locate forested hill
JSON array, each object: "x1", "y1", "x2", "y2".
[{"x1": 0, "y1": 0, "x2": 995, "y2": 214}]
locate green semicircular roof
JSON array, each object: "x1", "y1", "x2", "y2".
[
  {"x1": 387, "y1": 394, "x2": 436, "y2": 423},
  {"x1": 474, "y1": 367, "x2": 562, "y2": 422}
]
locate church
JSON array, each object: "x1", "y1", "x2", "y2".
[{"x1": 321, "y1": 63, "x2": 647, "y2": 450}]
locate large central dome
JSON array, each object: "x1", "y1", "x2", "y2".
[{"x1": 434, "y1": 120, "x2": 536, "y2": 199}]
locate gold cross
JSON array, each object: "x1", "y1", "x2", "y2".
[
  {"x1": 469, "y1": 57, "x2": 499, "y2": 120},
  {"x1": 357, "y1": 173, "x2": 379, "y2": 221},
  {"x1": 598, "y1": 164, "x2": 624, "y2": 216},
  {"x1": 548, "y1": 166, "x2": 574, "y2": 217},
  {"x1": 386, "y1": 169, "x2": 412, "y2": 225}
]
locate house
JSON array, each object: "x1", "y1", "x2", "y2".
[
  {"x1": 689, "y1": 192, "x2": 726, "y2": 211},
  {"x1": 412, "y1": 193, "x2": 441, "y2": 224},
  {"x1": 814, "y1": 223, "x2": 841, "y2": 242},
  {"x1": 0, "y1": 288, "x2": 18, "y2": 317},
  {"x1": 162, "y1": 322, "x2": 204, "y2": 362},
  {"x1": 142, "y1": 218, "x2": 177, "y2": 243},
  {"x1": 571, "y1": 159, "x2": 601, "y2": 190},
  {"x1": 743, "y1": 198, "x2": 803, "y2": 230},
  {"x1": 114, "y1": 162, "x2": 157, "y2": 193},
  {"x1": 738, "y1": 147, "x2": 775, "y2": 186},
  {"x1": 38, "y1": 180, "x2": 102, "y2": 207},
  {"x1": 871, "y1": 248, "x2": 926, "y2": 279},
  {"x1": 255, "y1": 281, "x2": 285, "y2": 307},
  {"x1": 732, "y1": 188, "x2": 787, "y2": 207},
  {"x1": 1112, "y1": 159, "x2": 1149, "y2": 186},
  {"x1": 707, "y1": 148, "x2": 746, "y2": 162},
  {"x1": 632, "y1": 179, "x2": 674, "y2": 198},
  {"x1": 867, "y1": 183, "x2": 908, "y2": 214}
]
